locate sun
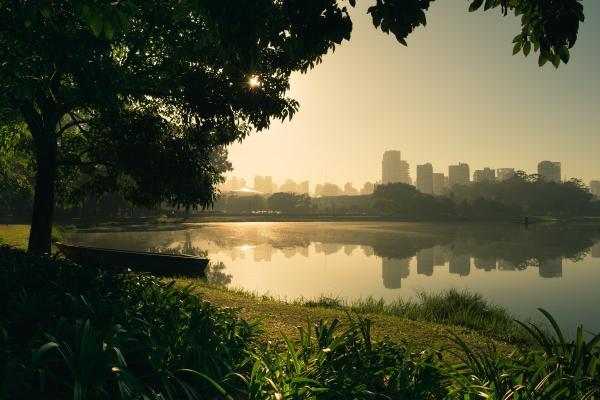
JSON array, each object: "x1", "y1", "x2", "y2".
[{"x1": 248, "y1": 75, "x2": 261, "y2": 88}]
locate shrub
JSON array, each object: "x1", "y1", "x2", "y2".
[{"x1": 0, "y1": 245, "x2": 254, "y2": 399}]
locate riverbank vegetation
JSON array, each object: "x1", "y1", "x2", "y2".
[{"x1": 2, "y1": 246, "x2": 599, "y2": 399}]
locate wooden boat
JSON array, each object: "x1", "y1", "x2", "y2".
[{"x1": 55, "y1": 242, "x2": 209, "y2": 277}]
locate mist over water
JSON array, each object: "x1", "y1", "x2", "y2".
[{"x1": 69, "y1": 221, "x2": 600, "y2": 333}]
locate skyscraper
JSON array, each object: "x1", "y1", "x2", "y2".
[
  {"x1": 254, "y1": 175, "x2": 273, "y2": 193},
  {"x1": 537, "y1": 161, "x2": 561, "y2": 182},
  {"x1": 381, "y1": 150, "x2": 402, "y2": 184},
  {"x1": 496, "y1": 168, "x2": 515, "y2": 181},
  {"x1": 432, "y1": 173, "x2": 446, "y2": 195},
  {"x1": 590, "y1": 180, "x2": 600, "y2": 198},
  {"x1": 448, "y1": 163, "x2": 470, "y2": 187},
  {"x1": 399, "y1": 160, "x2": 411, "y2": 184},
  {"x1": 416, "y1": 163, "x2": 434, "y2": 194},
  {"x1": 473, "y1": 167, "x2": 495, "y2": 183},
  {"x1": 298, "y1": 181, "x2": 309, "y2": 195},
  {"x1": 360, "y1": 182, "x2": 375, "y2": 195}
]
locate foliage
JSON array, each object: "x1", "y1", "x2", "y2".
[
  {"x1": 451, "y1": 171, "x2": 594, "y2": 216},
  {"x1": 267, "y1": 192, "x2": 311, "y2": 214},
  {"x1": 1, "y1": 246, "x2": 600, "y2": 398},
  {"x1": 372, "y1": 183, "x2": 456, "y2": 218},
  {"x1": 0, "y1": 147, "x2": 34, "y2": 217},
  {"x1": 0, "y1": 246, "x2": 254, "y2": 399},
  {"x1": 369, "y1": 0, "x2": 584, "y2": 68}
]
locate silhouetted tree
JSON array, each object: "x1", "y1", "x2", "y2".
[
  {"x1": 268, "y1": 193, "x2": 311, "y2": 214},
  {"x1": 0, "y1": 0, "x2": 585, "y2": 252}
]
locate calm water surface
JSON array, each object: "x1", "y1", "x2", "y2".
[{"x1": 68, "y1": 222, "x2": 600, "y2": 333}]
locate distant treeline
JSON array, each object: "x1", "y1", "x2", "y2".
[{"x1": 1, "y1": 160, "x2": 598, "y2": 220}]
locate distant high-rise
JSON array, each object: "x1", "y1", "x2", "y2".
[
  {"x1": 280, "y1": 179, "x2": 298, "y2": 193},
  {"x1": 448, "y1": 163, "x2": 470, "y2": 187},
  {"x1": 360, "y1": 182, "x2": 375, "y2": 195},
  {"x1": 432, "y1": 173, "x2": 446, "y2": 195},
  {"x1": 537, "y1": 161, "x2": 561, "y2": 182},
  {"x1": 473, "y1": 168, "x2": 495, "y2": 183},
  {"x1": 590, "y1": 180, "x2": 600, "y2": 198},
  {"x1": 416, "y1": 163, "x2": 434, "y2": 194},
  {"x1": 343, "y1": 182, "x2": 358, "y2": 195},
  {"x1": 382, "y1": 150, "x2": 402, "y2": 184},
  {"x1": 298, "y1": 181, "x2": 309, "y2": 195},
  {"x1": 399, "y1": 160, "x2": 411, "y2": 185},
  {"x1": 496, "y1": 168, "x2": 515, "y2": 181},
  {"x1": 254, "y1": 175, "x2": 273, "y2": 193}
]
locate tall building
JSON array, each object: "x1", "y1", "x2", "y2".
[
  {"x1": 496, "y1": 168, "x2": 515, "y2": 181},
  {"x1": 399, "y1": 160, "x2": 411, "y2": 185},
  {"x1": 360, "y1": 182, "x2": 375, "y2": 195},
  {"x1": 590, "y1": 180, "x2": 600, "y2": 198},
  {"x1": 298, "y1": 181, "x2": 309, "y2": 195},
  {"x1": 448, "y1": 163, "x2": 470, "y2": 187},
  {"x1": 432, "y1": 173, "x2": 446, "y2": 195},
  {"x1": 254, "y1": 175, "x2": 273, "y2": 193},
  {"x1": 537, "y1": 161, "x2": 561, "y2": 182},
  {"x1": 416, "y1": 163, "x2": 434, "y2": 194},
  {"x1": 343, "y1": 182, "x2": 358, "y2": 195},
  {"x1": 473, "y1": 168, "x2": 495, "y2": 183},
  {"x1": 280, "y1": 179, "x2": 298, "y2": 193},
  {"x1": 381, "y1": 150, "x2": 402, "y2": 184}
]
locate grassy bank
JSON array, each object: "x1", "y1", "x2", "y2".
[
  {"x1": 0, "y1": 223, "x2": 64, "y2": 250},
  {"x1": 2, "y1": 246, "x2": 599, "y2": 399}
]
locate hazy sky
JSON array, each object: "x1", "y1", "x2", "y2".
[{"x1": 228, "y1": 1, "x2": 600, "y2": 189}]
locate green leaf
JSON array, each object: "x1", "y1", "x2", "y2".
[
  {"x1": 469, "y1": 0, "x2": 485, "y2": 12},
  {"x1": 90, "y1": 15, "x2": 104, "y2": 37},
  {"x1": 558, "y1": 46, "x2": 570, "y2": 64},
  {"x1": 523, "y1": 42, "x2": 531, "y2": 57},
  {"x1": 349, "y1": 0, "x2": 356, "y2": 7},
  {"x1": 538, "y1": 54, "x2": 548, "y2": 67},
  {"x1": 512, "y1": 42, "x2": 522, "y2": 55}
]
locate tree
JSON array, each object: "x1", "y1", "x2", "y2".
[
  {"x1": 0, "y1": 0, "x2": 585, "y2": 253},
  {"x1": 268, "y1": 192, "x2": 311, "y2": 214}
]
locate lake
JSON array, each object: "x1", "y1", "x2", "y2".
[{"x1": 68, "y1": 221, "x2": 600, "y2": 333}]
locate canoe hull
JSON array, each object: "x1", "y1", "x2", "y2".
[{"x1": 55, "y1": 242, "x2": 208, "y2": 277}]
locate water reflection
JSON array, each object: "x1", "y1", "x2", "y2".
[{"x1": 67, "y1": 222, "x2": 600, "y2": 332}]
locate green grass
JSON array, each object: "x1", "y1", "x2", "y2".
[
  {"x1": 185, "y1": 280, "x2": 530, "y2": 345},
  {"x1": 0, "y1": 224, "x2": 65, "y2": 251}
]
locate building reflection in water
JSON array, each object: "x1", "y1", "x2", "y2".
[
  {"x1": 382, "y1": 257, "x2": 411, "y2": 289},
  {"x1": 539, "y1": 257, "x2": 562, "y2": 278},
  {"x1": 416, "y1": 248, "x2": 434, "y2": 276},
  {"x1": 344, "y1": 244, "x2": 358, "y2": 256},
  {"x1": 253, "y1": 244, "x2": 273, "y2": 262},
  {"x1": 498, "y1": 259, "x2": 517, "y2": 271},
  {"x1": 592, "y1": 242, "x2": 600, "y2": 258},
  {"x1": 433, "y1": 245, "x2": 447, "y2": 266},
  {"x1": 449, "y1": 254, "x2": 470, "y2": 276},
  {"x1": 474, "y1": 258, "x2": 496, "y2": 271}
]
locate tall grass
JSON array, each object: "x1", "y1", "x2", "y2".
[{"x1": 350, "y1": 289, "x2": 529, "y2": 343}]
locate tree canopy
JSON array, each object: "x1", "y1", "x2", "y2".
[{"x1": 0, "y1": 0, "x2": 586, "y2": 252}]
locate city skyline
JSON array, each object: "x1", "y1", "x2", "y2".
[
  {"x1": 226, "y1": 1, "x2": 600, "y2": 189},
  {"x1": 223, "y1": 151, "x2": 593, "y2": 196}
]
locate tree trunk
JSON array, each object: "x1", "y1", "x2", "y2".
[{"x1": 28, "y1": 130, "x2": 57, "y2": 254}]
